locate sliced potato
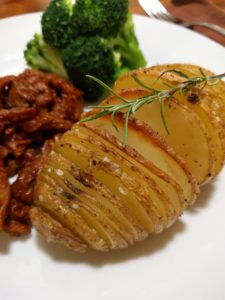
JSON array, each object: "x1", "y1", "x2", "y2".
[
  {"x1": 53, "y1": 142, "x2": 158, "y2": 235},
  {"x1": 34, "y1": 175, "x2": 109, "y2": 251},
  {"x1": 36, "y1": 161, "x2": 139, "y2": 251},
  {"x1": 150, "y1": 64, "x2": 225, "y2": 174},
  {"x1": 33, "y1": 118, "x2": 196, "y2": 251},
  {"x1": 92, "y1": 89, "x2": 215, "y2": 183},
  {"x1": 30, "y1": 207, "x2": 87, "y2": 253},
  {"x1": 63, "y1": 126, "x2": 180, "y2": 228},
  {"x1": 84, "y1": 112, "x2": 198, "y2": 205},
  {"x1": 80, "y1": 123, "x2": 187, "y2": 219},
  {"x1": 34, "y1": 140, "x2": 159, "y2": 251},
  {"x1": 114, "y1": 64, "x2": 225, "y2": 178},
  {"x1": 45, "y1": 153, "x2": 147, "y2": 246},
  {"x1": 32, "y1": 63, "x2": 225, "y2": 253}
]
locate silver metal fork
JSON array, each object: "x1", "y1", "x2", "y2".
[{"x1": 138, "y1": 0, "x2": 225, "y2": 38}]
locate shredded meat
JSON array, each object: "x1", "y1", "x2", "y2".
[{"x1": 0, "y1": 69, "x2": 84, "y2": 236}]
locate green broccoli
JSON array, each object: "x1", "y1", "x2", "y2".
[
  {"x1": 24, "y1": 1, "x2": 147, "y2": 101},
  {"x1": 71, "y1": 0, "x2": 128, "y2": 38},
  {"x1": 109, "y1": 12, "x2": 147, "y2": 70},
  {"x1": 62, "y1": 35, "x2": 118, "y2": 100},
  {"x1": 24, "y1": 33, "x2": 68, "y2": 79},
  {"x1": 41, "y1": 0, "x2": 74, "y2": 49}
]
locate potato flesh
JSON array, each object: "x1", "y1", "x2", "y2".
[
  {"x1": 149, "y1": 64, "x2": 225, "y2": 176},
  {"x1": 81, "y1": 124, "x2": 188, "y2": 218},
  {"x1": 113, "y1": 78, "x2": 213, "y2": 184},
  {"x1": 62, "y1": 128, "x2": 178, "y2": 228},
  {"x1": 114, "y1": 64, "x2": 225, "y2": 180},
  {"x1": 33, "y1": 119, "x2": 193, "y2": 251},
  {"x1": 33, "y1": 64, "x2": 225, "y2": 252},
  {"x1": 42, "y1": 153, "x2": 139, "y2": 244},
  {"x1": 34, "y1": 177, "x2": 109, "y2": 251},
  {"x1": 88, "y1": 111, "x2": 197, "y2": 202},
  {"x1": 37, "y1": 164, "x2": 129, "y2": 251},
  {"x1": 54, "y1": 144, "x2": 157, "y2": 234},
  {"x1": 47, "y1": 151, "x2": 148, "y2": 243},
  {"x1": 135, "y1": 99, "x2": 211, "y2": 184},
  {"x1": 30, "y1": 207, "x2": 87, "y2": 253},
  {"x1": 35, "y1": 141, "x2": 160, "y2": 250}
]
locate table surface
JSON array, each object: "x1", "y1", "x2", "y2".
[
  {"x1": 1, "y1": 0, "x2": 224, "y2": 19},
  {"x1": 0, "y1": 0, "x2": 225, "y2": 45},
  {"x1": 0, "y1": 0, "x2": 143, "y2": 18}
]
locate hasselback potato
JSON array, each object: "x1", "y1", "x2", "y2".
[{"x1": 31, "y1": 64, "x2": 225, "y2": 252}]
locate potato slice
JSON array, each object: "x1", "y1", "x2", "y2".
[
  {"x1": 62, "y1": 127, "x2": 180, "y2": 229},
  {"x1": 32, "y1": 63, "x2": 225, "y2": 253},
  {"x1": 85, "y1": 112, "x2": 197, "y2": 203},
  {"x1": 43, "y1": 151, "x2": 149, "y2": 243},
  {"x1": 79, "y1": 123, "x2": 187, "y2": 218},
  {"x1": 114, "y1": 64, "x2": 225, "y2": 178},
  {"x1": 30, "y1": 207, "x2": 87, "y2": 253},
  {"x1": 53, "y1": 143, "x2": 157, "y2": 235},
  {"x1": 169, "y1": 64, "x2": 225, "y2": 119},
  {"x1": 42, "y1": 160, "x2": 136, "y2": 249},
  {"x1": 36, "y1": 160, "x2": 140, "y2": 251},
  {"x1": 34, "y1": 141, "x2": 159, "y2": 250},
  {"x1": 149, "y1": 64, "x2": 225, "y2": 175},
  {"x1": 34, "y1": 175, "x2": 109, "y2": 251},
  {"x1": 33, "y1": 118, "x2": 195, "y2": 251},
  {"x1": 112, "y1": 83, "x2": 215, "y2": 184}
]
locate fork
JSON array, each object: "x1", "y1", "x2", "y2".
[{"x1": 138, "y1": 0, "x2": 225, "y2": 38}]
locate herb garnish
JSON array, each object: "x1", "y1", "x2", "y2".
[{"x1": 81, "y1": 69, "x2": 225, "y2": 145}]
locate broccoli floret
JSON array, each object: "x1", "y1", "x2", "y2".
[
  {"x1": 24, "y1": 33, "x2": 68, "y2": 79},
  {"x1": 109, "y1": 12, "x2": 147, "y2": 69},
  {"x1": 62, "y1": 36, "x2": 117, "y2": 100},
  {"x1": 71, "y1": 0, "x2": 128, "y2": 38},
  {"x1": 24, "y1": 1, "x2": 147, "y2": 102},
  {"x1": 41, "y1": 0, "x2": 74, "y2": 49}
]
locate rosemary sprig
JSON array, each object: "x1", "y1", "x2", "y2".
[{"x1": 81, "y1": 69, "x2": 225, "y2": 145}]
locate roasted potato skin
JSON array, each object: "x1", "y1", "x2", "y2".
[
  {"x1": 32, "y1": 111, "x2": 198, "y2": 252},
  {"x1": 32, "y1": 64, "x2": 225, "y2": 252},
  {"x1": 113, "y1": 64, "x2": 225, "y2": 183}
]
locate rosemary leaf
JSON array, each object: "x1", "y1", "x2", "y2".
[
  {"x1": 123, "y1": 107, "x2": 133, "y2": 146},
  {"x1": 199, "y1": 68, "x2": 206, "y2": 78},
  {"x1": 80, "y1": 110, "x2": 110, "y2": 123},
  {"x1": 131, "y1": 74, "x2": 159, "y2": 93},
  {"x1": 154, "y1": 69, "x2": 190, "y2": 84},
  {"x1": 159, "y1": 99, "x2": 169, "y2": 135},
  {"x1": 111, "y1": 110, "x2": 119, "y2": 132},
  {"x1": 81, "y1": 69, "x2": 225, "y2": 145},
  {"x1": 86, "y1": 75, "x2": 129, "y2": 103}
]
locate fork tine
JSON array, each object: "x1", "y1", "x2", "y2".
[
  {"x1": 153, "y1": 12, "x2": 169, "y2": 22},
  {"x1": 138, "y1": 0, "x2": 178, "y2": 23},
  {"x1": 138, "y1": 0, "x2": 225, "y2": 37},
  {"x1": 158, "y1": 11, "x2": 176, "y2": 23}
]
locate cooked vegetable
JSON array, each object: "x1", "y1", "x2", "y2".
[
  {"x1": 108, "y1": 12, "x2": 147, "y2": 70},
  {"x1": 71, "y1": 0, "x2": 128, "y2": 38},
  {"x1": 24, "y1": 0, "x2": 146, "y2": 100},
  {"x1": 24, "y1": 33, "x2": 68, "y2": 79},
  {"x1": 41, "y1": 0, "x2": 74, "y2": 49},
  {"x1": 96, "y1": 89, "x2": 214, "y2": 185},
  {"x1": 62, "y1": 36, "x2": 118, "y2": 100},
  {"x1": 113, "y1": 64, "x2": 225, "y2": 183},
  {"x1": 31, "y1": 64, "x2": 225, "y2": 252},
  {"x1": 32, "y1": 122, "x2": 197, "y2": 251}
]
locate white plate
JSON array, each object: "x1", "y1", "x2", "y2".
[{"x1": 0, "y1": 13, "x2": 225, "y2": 300}]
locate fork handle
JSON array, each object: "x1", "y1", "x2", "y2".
[{"x1": 182, "y1": 21, "x2": 225, "y2": 38}]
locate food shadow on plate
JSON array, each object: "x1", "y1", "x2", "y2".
[
  {"x1": 35, "y1": 181, "x2": 217, "y2": 266},
  {"x1": 35, "y1": 219, "x2": 186, "y2": 267},
  {"x1": 187, "y1": 180, "x2": 215, "y2": 214},
  {"x1": 0, "y1": 232, "x2": 30, "y2": 254}
]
